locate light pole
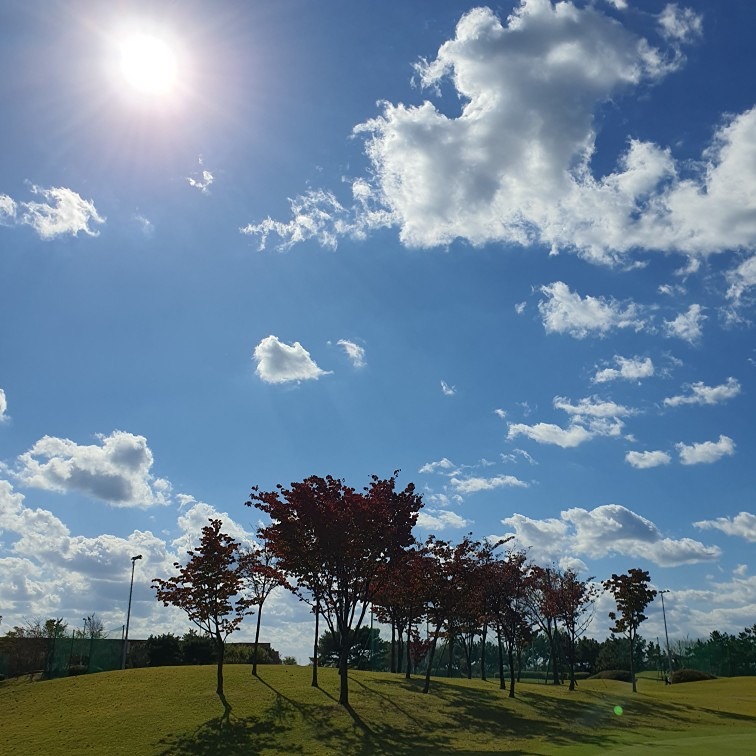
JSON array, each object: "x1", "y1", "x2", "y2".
[
  {"x1": 122, "y1": 554, "x2": 142, "y2": 670},
  {"x1": 659, "y1": 589, "x2": 673, "y2": 682}
]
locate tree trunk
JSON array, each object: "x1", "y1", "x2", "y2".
[
  {"x1": 390, "y1": 619, "x2": 397, "y2": 674},
  {"x1": 496, "y1": 627, "x2": 506, "y2": 691},
  {"x1": 422, "y1": 626, "x2": 442, "y2": 694},
  {"x1": 338, "y1": 631, "x2": 350, "y2": 707},
  {"x1": 447, "y1": 632, "x2": 454, "y2": 678},
  {"x1": 405, "y1": 624, "x2": 412, "y2": 679},
  {"x1": 252, "y1": 605, "x2": 263, "y2": 677},
  {"x1": 507, "y1": 642, "x2": 516, "y2": 698},
  {"x1": 629, "y1": 631, "x2": 637, "y2": 693},
  {"x1": 481, "y1": 624, "x2": 487, "y2": 681},
  {"x1": 311, "y1": 600, "x2": 319, "y2": 688},
  {"x1": 216, "y1": 636, "x2": 225, "y2": 697}
]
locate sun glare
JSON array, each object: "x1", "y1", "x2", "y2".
[{"x1": 119, "y1": 33, "x2": 178, "y2": 95}]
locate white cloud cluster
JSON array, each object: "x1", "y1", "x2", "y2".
[
  {"x1": 240, "y1": 1, "x2": 756, "y2": 273},
  {"x1": 500, "y1": 503, "x2": 720, "y2": 568},
  {"x1": 253, "y1": 335, "x2": 331, "y2": 384},
  {"x1": 664, "y1": 377, "x2": 741, "y2": 407},
  {"x1": 593, "y1": 355, "x2": 654, "y2": 383},
  {"x1": 418, "y1": 457, "x2": 457, "y2": 474},
  {"x1": 694, "y1": 511, "x2": 756, "y2": 542},
  {"x1": 15, "y1": 431, "x2": 171, "y2": 508},
  {"x1": 663, "y1": 304, "x2": 706, "y2": 343},
  {"x1": 676, "y1": 434, "x2": 735, "y2": 465},
  {"x1": 538, "y1": 282, "x2": 644, "y2": 338},
  {"x1": 416, "y1": 507, "x2": 470, "y2": 532},
  {"x1": 187, "y1": 156, "x2": 215, "y2": 194},
  {"x1": 508, "y1": 394, "x2": 628, "y2": 448},
  {"x1": 450, "y1": 474, "x2": 528, "y2": 495},
  {"x1": 625, "y1": 449, "x2": 671, "y2": 469},
  {"x1": 1, "y1": 185, "x2": 104, "y2": 239},
  {"x1": 187, "y1": 170, "x2": 214, "y2": 194},
  {"x1": 0, "y1": 388, "x2": 7, "y2": 422}
]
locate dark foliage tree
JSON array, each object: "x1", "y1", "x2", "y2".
[
  {"x1": 317, "y1": 627, "x2": 389, "y2": 670},
  {"x1": 248, "y1": 472, "x2": 422, "y2": 707},
  {"x1": 524, "y1": 566, "x2": 563, "y2": 685},
  {"x1": 488, "y1": 550, "x2": 530, "y2": 697},
  {"x1": 153, "y1": 519, "x2": 250, "y2": 714},
  {"x1": 239, "y1": 543, "x2": 288, "y2": 676},
  {"x1": 419, "y1": 535, "x2": 480, "y2": 694},
  {"x1": 553, "y1": 569, "x2": 597, "y2": 690},
  {"x1": 145, "y1": 633, "x2": 183, "y2": 667},
  {"x1": 602, "y1": 568, "x2": 656, "y2": 692}
]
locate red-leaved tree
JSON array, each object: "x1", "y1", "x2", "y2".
[
  {"x1": 152, "y1": 519, "x2": 250, "y2": 715},
  {"x1": 247, "y1": 472, "x2": 422, "y2": 707}
]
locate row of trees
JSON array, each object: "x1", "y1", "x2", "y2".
[{"x1": 153, "y1": 472, "x2": 659, "y2": 710}]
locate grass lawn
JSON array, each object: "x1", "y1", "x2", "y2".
[{"x1": 2, "y1": 665, "x2": 754, "y2": 755}]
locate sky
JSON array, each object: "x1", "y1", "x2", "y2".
[{"x1": 1, "y1": 0, "x2": 755, "y2": 664}]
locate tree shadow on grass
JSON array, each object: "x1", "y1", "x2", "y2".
[{"x1": 155, "y1": 688, "x2": 307, "y2": 756}]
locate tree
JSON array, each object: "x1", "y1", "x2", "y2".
[
  {"x1": 488, "y1": 550, "x2": 530, "y2": 697},
  {"x1": 523, "y1": 566, "x2": 562, "y2": 685},
  {"x1": 317, "y1": 627, "x2": 388, "y2": 670},
  {"x1": 145, "y1": 633, "x2": 183, "y2": 667},
  {"x1": 82, "y1": 613, "x2": 106, "y2": 639},
  {"x1": 418, "y1": 535, "x2": 480, "y2": 694},
  {"x1": 602, "y1": 568, "x2": 656, "y2": 692},
  {"x1": 248, "y1": 472, "x2": 422, "y2": 707},
  {"x1": 152, "y1": 519, "x2": 250, "y2": 715},
  {"x1": 239, "y1": 543, "x2": 288, "y2": 676},
  {"x1": 553, "y1": 569, "x2": 597, "y2": 690}
]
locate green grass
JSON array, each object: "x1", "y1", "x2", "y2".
[{"x1": 2, "y1": 666, "x2": 755, "y2": 755}]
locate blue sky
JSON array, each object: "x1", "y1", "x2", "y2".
[{"x1": 2, "y1": 0, "x2": 755, "y2": 662}]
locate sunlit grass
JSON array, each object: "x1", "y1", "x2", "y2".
[{"x1": 2, "y1": 665, "x2": 754, "y2": 754}]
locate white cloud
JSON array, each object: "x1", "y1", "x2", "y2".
[
  {"x1": 500, "y1": 503, "x2": 720, "y2": 567},
  {"x1": 337, "y1": 339, "x2": 366, "y2": 368},
  {"x1": 676, "y1": 434, "x2": 735, "y2": 465},
  {"x1": 625, "y1": 449, "x2": 672, "y2": 469},
  {"x1": 538, "y1": 282, "x2": 644, "y2": 338},
  {"x1": 252, "y1": 335, "x2": 331, "y2": 384},
  {"x1": 658, "y1": 4, "x2": 703, "y2": 45},
  {"x1": 450, "y1": 474, "x2": 528, "y2": 495},
  {"x1": 593, "y1": 355, "x2": 654, "y2": 383},
  {"x1": 0, "y1": 388, "x2": 7, "y2": 423},
  {"x1": 242, "y1": 4, "x2": 756, "y2": 266},
  {"x1": 694, "y1": 511, "x2": 756, "y2": 543},
  {"x1": 416, "y1": 508, "x2": 470, "y2": 532},
  {"x1": 663, "y1": 304, "x2": 706, "y2": 343},
  {"x1": 240, "y1": 189, "x2": 356, "y2": 251},
  {"x1": 11, "y1": 185, "x2": 105, "y2": 239},
  {"x1": 494, "y1": 408, "x2": 507, "y2": 419},
  {"x1": 0, "y1": 194, "x2": 17, "y2": 225},
  {"x1": 440, "y1": 380, "x2": 456, "y2": 396},
  {"x1": 664, "y1": 377, "x2": 741, "y2": 407},
  {"x1": 15, "y1": 431, "x2": 171, "y2": 508},
  {"x1": 507, "y1": 421, "x2": 593, "y2": 448},
  {"x1": 553, "y1": 395, "x2": 632, "y2": 419},
  {"x1": 726, "y1": 254, "x2": 756, "y2": 302},
  {"x1": 419, "y1": 457, "x2": 457, "y2": 474}
]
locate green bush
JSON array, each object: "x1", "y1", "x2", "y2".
[
  {"x1": 670, "y1": 668, "x2": 717, "y2": 684},
  {"x1": 589, "y1": 670, "x2": 633, "y2": 682}
]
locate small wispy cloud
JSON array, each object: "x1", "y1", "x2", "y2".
[
  {"x1": 337, "y1": 339, "x2": 366, "y2": 368},
  {"x1": 441, "y1": 380, "x2": 456, "y2": 396}
]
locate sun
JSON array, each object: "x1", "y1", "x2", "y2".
[{"x1": 119, "y1": 33, "x2": 178, "y2": 95}]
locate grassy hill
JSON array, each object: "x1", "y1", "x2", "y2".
[{"x1": 2, "y1": 665, "x2": 755, "y2": 755}]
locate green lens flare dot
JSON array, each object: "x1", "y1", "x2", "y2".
[{"x1": 613, "y1": 705, "x2": 624, "y2": 716}]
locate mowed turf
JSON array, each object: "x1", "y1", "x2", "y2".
[{"x1": 2, "y1": 665, "x2": 754, "y2": 755}]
